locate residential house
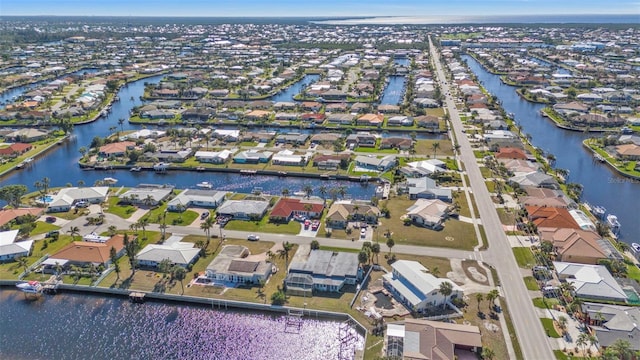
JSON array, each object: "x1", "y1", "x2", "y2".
[
  {"x1": 379, "y1": 137, "x2": 414, "y2": 150},
  {"x1": 615, "y1": 144, "x2": 640, "y2": 160},
  {"x1": 309, "y1": 133, "x2": 342, "y2": 145},
  {"x1": 377, "y1": 105, "x2": 400, "y2": 114},
  {"x1": 581, "y1": 303, "x2": 640, "y2": 351},
  {"x1": 386, "y1": 319, "x2": 482, "y2": 360},
  {"x1": 275, "y1": 133, "x2": 308, "y2": 145},
  {"x1": 386, "y1": 115, "x2": 413, "y2": 127},
  {"x1": 383, "y1": 260, "x2": 463, "y2": 312},
  {"x1": 525, "y1": 206, "x2": 581, "y2": 229},
  {"x1": 400, "y1": 177, "x2": 452, "y2": 202},
  {"x1": 245, "y1": 110, "x2": 272, "y2": 121},
  {"x1": 0, "y1": 143, "x2": 32, "y2": 157},
  {"x1": 233, "y1": 150, "x2": 273, "y2": 164},
  {"x1": 181, "y1": 108, "x2": 215, "y2": 122},
  {"x1": 271, "y1": 150, "x2": 309, "y2": 166},
  {"x1": 509, "y1": 171, "x2": 559, "y2": 189},
  {"x1": 216, "y1": 200, "x2": 269, "y2": 220},
  {"x1": 406, "y1": 199, "x2": 452, "y2": 229},
  {"x1": 326, "y1": 113, "x2": 355, "y2": 125},
  {"x1": 5, "y1": 128, "x2": 49, "y2": 143},
  {"x1": 300, "y1": 113, "x2": 326, "y2": 124},
  {"x1": 98, "y1": 141, "x2": 136, "y2": 157},
  {"x1": 400, "y1": 159, "x2": 447, "y2": 178},
  {"x1": 539, "y1": 227, "x2": 621, "y2": 265},
  {"x1": 47, "y1": 234, "x2": 128, "y2": 269},
  {"x1": 47, "y1": 187, "x2": 109, "y2": 212},
  {"x1": 167, "y1": 189, "x2": 226, "y2": 211},
  {"x1": 354, "y1": 155, "x2": 396, "y2": 172},
  {"x1": 0, "y1": 230, "x2": 33, "y2": 262},
  {"x1": 325, "y1": 201, "x2": 380, "y2": 229},
  {"x1": 118, "y1": 185, "x2": 174, "y2": 207},
  {"x1": 285, "y1": 249, "x2": 362, "y2": 296},
  {"x1": 484, "y1": 130, "x2": 522, "y2": 149},
  {"x1": 194, "y1": 149, "x2": 234, "y2": 164},
  {"x1": 137, "y1": 235, "x2": 201, "y2": 268},
  {"x1": 205, "y1": 245, "x2": 272, "y2": 285},
  {"x1": 495, "y1": 147, "x2": 529, "y2": 160},
  {"x1": 0, "y1": 208, "x2": 44, "y2": 228},
  {"x1": 346, "y1": 133, "x2": 377, "y2": 148},
  {"x1": 356, "y1": 113, "x2": 384, "y2": 127},
  {"x1": 553, "y1": 262, "x2": 629, "y2": 303},
  {"x1": 312, "y1": 153, "x2": 350, "y2": 171},
  {"x1": 519, "y1": 186, "x2": 576, "y2": 209},
  {"x1": 269, "y1": 198, "x2": 324, "y2": 223}
]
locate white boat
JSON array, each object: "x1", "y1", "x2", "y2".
[
  {"x1": 591, "y1": 205, "x2": 606, "y2": 218},
  {"x1": 24, "y1": 157, "x2": 34, "y2": 163},
  {"x1": 153, "y1": 162, "x2": 169, "y2": 172},
  {"x1": 130, "y1": 166, "x2": 142, "y2": 172},
  {"x1": 196, "y1": 181, "x2": 213, "y2": 189},
  {"x1": 631, "y1": 243, "x2": 640, "y2": 254},
  {"x1": 16, "y1": 281, "x2": 42, "y2": 294},
  {"x1": 607, "y1": 214, "x2": 621, "y2": 231},
  {"x1": 103, "y1": 177, "x2": 118, "y2": 184}
]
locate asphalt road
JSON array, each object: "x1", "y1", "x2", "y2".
[{"x1": 428, "y1": 37, "x2": 555, "y2": 360}]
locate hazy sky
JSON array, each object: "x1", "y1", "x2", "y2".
[{"x1": 2, "y1": 0, "x2": 638, "y2": 17}]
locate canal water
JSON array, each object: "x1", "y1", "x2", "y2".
[
  {"x1": 0, "y1": 74, "x2": 378, "y2": 199},
  {"x1": 462, "y1": 55, "x2": 640, "y2": 241},
  {"x1": 270, "y1": 74, "x2": 320, "y2": 102},
  {"x1": 0, "y1": 290, "x2": 363, "y2": 360}
]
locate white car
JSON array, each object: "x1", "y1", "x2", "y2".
[
  {"x1": 247, "y1": 234, "x2": 260, "y2": 241},
  {"x1": 360, "y1": 228, "x2": 367, "y2": 238}
]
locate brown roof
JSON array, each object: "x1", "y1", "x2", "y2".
[
  {"x1": 51, "y1": 234, "x2": 128, "y2": 265},
  {"x1": 539, "y1": 227, "x2": 607, "y2": 263},
  {"x1": 496, "y1": 147, "x2": 528, "y2": 160},
  {"x1": 404, "y1": 318, "x2": 482, "y2": 360},
  {"x1": 525, "y1": 206, "x2": 580, "y2": 229},
  {"x1": 616, "y1": 144, "x2": 640, "y2": 157},
  {"x1": 99, "y1": 141, "x2": 136, "y2": 155},
  {"x1": 0, "y1": 208, "x2": 44, "y2": 227}
]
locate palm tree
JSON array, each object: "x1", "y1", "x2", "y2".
[
  {"x1": 200, "y1": 216, "x2": 215, "y2": 248},
  {"x1": 318, "y1": 185, "x2": 328, "y2": 203},
  {"x1": 486, "y1": 289, "x2": 500, "y2": 311},
  {"x1": 136, "y1": 217, "x2": 149, "y2": 238},
  {"x1": 302, "y1": 185, "x2": 313, "y2": 199},
  {"x1": 118, "y1": 118, "x2": 125, "y2": 133},
  {"x1": 281, "y1": 188, "x2": 289, "y2": 198},
  {"x1": 576, "y1": 332, "x2": 589, "y2": 356},
  {"x1": 386, "y1": 237, "x2": 395, "y2": 255},
  {"x1": 358, "y1": 250, "x2": 369, "y2": 268},
  {"x1": 438, "y1": 281, "x2": 453, "y2": 308},
  {"x1": 277, "y1": 241, "x2": 294, "y2": 271},
  {"x1": 475, "y1": 293, "x2": 484, "y2": 311},
  {"x1": 557, "y1": 316, "x2": 568, "y2": 336},
  {"x1": 371, "y1": 242, "x2": 380, "y2": 264},
  {"x1": 431, "y1": 142, "x2": 440, "y2": 159},
  {"x1": 109, "y1": 246, "x2": 121, "y2": 282},
  {"x1": 107, "y1": 225, "x2": 117, "y2": 236},
  {"x1": 15, "y1": 256, "x2": 29, "y2": 274},
  {"x1": 172, "y1": 265, "x2": 187, "y2": 295},
  {"x1": 67, "y1": 226, "x2": 80, "y2": 241},
  {"x1": 123, "y1": 233, "x2": 140, "y2": 276}
]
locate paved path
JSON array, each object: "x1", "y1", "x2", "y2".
[{"x1": 429, "y1": 37, "x2": 555, "y2": 360}]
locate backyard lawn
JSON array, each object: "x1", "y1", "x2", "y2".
[
  {"x1": 540, "y1": 318, "x2": 561, "y2": 338},
  {"x1": 224, "y1": 218, "x2": 301, "y2": 235},
  {"x1": 523, "y1": 276, "x2": 539, "y2": 291},
  {"x1": 104, "y1": 196, "x2": 137, "y2": 219},
  {"x1": 512, "y1": 247, "x2": 535, "y2": 268}
]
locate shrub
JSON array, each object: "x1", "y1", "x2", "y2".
[{"x1": 271, "y1": 290, "x2": 286, "y2": 305}]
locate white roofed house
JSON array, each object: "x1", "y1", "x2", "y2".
[
  {"x1": 194, "y1": 149, "x2": 234, "y2": 164},
  {"x1": 383, "y1": 260, "x2": 463, "y2": 313},
  {"x1": 205, "y1": 245, "x2": 272, "y2": 285},
  {"x1": 285, "y1": 250, "x2": 363, "y2": 296},
  {"x1": 0, "y1": 230, "x2": 33, "y2": 262},
  {"x1": 271, "y1": 150, "x2": 310, "y2": 166},
  {"x1": 400, "y1": 177, "x2": 452, "y2": 202},
  {"x1": 167, "y1": 189, "x2": 226, "y2": 211},
  {"x1": 405, "y1": 199, "x2": 452, "y2": 230},
  {"x1": 354, "y1": 155, "x2": 397, "y2": 173},
  {"x1": 47, "y1": 187, "x2": 109, "y2": 213},
  {"x1": 216, "y1": 200, "x2": 269, "y2": 221},
  {"x1": 553, "y1": 262, "x2": 630, "y2": 303},
  {"x1": 137, "y1": 235, "x2": 201, "y2": 269},
  {"x1": 118, "y1": 185, "x2": 174, "y2": 207}
]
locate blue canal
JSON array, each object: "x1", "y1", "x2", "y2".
[
  {"x1": 0, "y1": 290, "x2": 363, "y2": 360},
  {"x1": 463, "y1": 55, "x2": 640, "y2": 241}
]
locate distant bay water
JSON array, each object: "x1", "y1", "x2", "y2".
[{"x1": 314, "y1": 14, "x2": 640, "y2": 25}]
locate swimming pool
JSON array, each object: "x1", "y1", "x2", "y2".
[{"x1": 38, "y1": 195, "x2": 53, "y2": 203}]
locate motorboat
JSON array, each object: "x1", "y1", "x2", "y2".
[
  {"x1": 196, "y1": 181, "x2": 213, "y2": 189},
  {"x1": 103, "y1": 177, "x2": 118, "y2": 184},
  {"x1": 631, "y1": 243, "x2": 640, "y2": 255},
  {"x1": 16, "y1": 281, "x2": 42, "y2": 294},
  {"x1": 591, "y1": 205, "x2": 606, "y2": 218},
  {"x1": 130, "y1": 167, "x2": 142, "y2": 172},
  {"x1": 607, "y1": 214, "x2": 621, "y2": 232}
]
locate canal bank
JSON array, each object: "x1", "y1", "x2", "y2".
[
  {"x1": 0, "y1": 286, "x2": 365, "y2": 360},
  {"x1": 462, "y1": 54, "x2": 640, "y2": 241}
]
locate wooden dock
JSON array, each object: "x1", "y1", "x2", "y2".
[{"x1": 129, "y1": 292, "x2": 146, "y2": 303}]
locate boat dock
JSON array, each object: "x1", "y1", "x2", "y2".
[{"x1": 129, "y1": 292, "x2": 146, "y2": 303}]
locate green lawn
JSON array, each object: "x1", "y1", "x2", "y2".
[
  {"x1": 224, "y1": 219, "x2": 301, "y2": 235},
  {"x1": 532, "y1": 297, "x2": 560, "y2": 309},
  {"x1": 31, "y1": 221, "x2": 60, "y2": 236},
  {"x1": 627, "y1": 263, "x2": 640, "y2": 282},
  {"x1": 512, "y1": 247, "x2": 535, "y2": 268},
  {"x1": 104, "y1": 196, "x2": 137, "y2": 219},
  {"x1": 145, "y1": 203, "x2": 199, "y2": 226},
  {"x1": 318, "y1": 246, "x2": 360, "y2": 253},
  {"x1": 540, "y1": 318, "x2": 561, "y2": 338},
  {"x1": 523, "y1": 276, "x2": 539, "y2": 291}
]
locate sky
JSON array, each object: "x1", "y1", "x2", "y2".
[{"x1": 1, "y1": 0, "x2": 638, "y2": 17}]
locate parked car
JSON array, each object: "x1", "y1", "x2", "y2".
[
  {"x1": 46, "y1": 230, "x2": 60, "y2": 238},
  {"x1": 311, "y1": 221, "x2": 319, "y2": 231},
  {"x1": 360, "y1": 228, "x2": 367, "y2": 238},
  {"x1": 304, "y1": 220, "x2": 310, "y2": 230},
  {"x1": 75, "y1": 201, "x2": 88, "y2": 208},
  {"x1": 200, "y1": 211, "x2": 210, "y2": 220},
  {"x1": 247, "y1": 234, "x2": 260, "y2": 241},
  {"x1": 45, "y1": 216, "x2": 57, "y2": 223}
]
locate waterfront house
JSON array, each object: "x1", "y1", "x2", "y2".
[
  {"x1": 312, "y1": 153, "x2": 350, "y2": 170},
  {"x1": 285, "y1": 249, "x2": 362, "y2": 296},
  {"x1": 309, "y1": 133, "x2": 342, "y2": 145},
  {"x1": 553, "y1": 262, "x2": 629, "y2": 303},
  {"x1": 181, "y1": 108, "x2": 215, "y2": 122},
  {"x1": 167, "y1": 189, "x2": 226, "y2": 211},
  {"x1": 301, "y1": 101, "x2": 322, "y2": 111},
  {"x1": 300, "y1": 113, "x2": 326, "y2": 124},
  {"x1": 325, "y1": 201, "x2": 380, "y2": 229},
  {"x1": 346, "y1": 133, "x2": 377, "y2": 148},
  {"x1": 354, "y1": 155, "x2": 396, "y2": 172},
  {"x1": 118, "y1": 185, "x2": 174, "y2": 207},
  {"x1": 321, "y1": 89, "x2": 347, "y2": 101},
  {"x1": 326, "y1": 113, "x2": 355, "y2": 125},
  {"x1": 194, "y1": 149, "x2": 234, "y2": 164},
  {"x1": 379, "y1": 137, "x2": 414, "y2": 150},
  {"x1": 245, "y1": 110, "x2": 272, "y2": 121},
  {"x1": 98, "y1": 141, "x2": 136, "y2": 157},
  {"x1": 47, "y1": 187, "x2": 109, "y2": 213},
  {"x1": 413, "y1": 98, "x2": 440, "y2": 108},
  {"x1": 400, "y1": 177, "x2": 452, "y2": 202},
  {"x1": 539, "y1": 227, "x2": 621, "y2": 265},
  {"x1": 484, "y1": 130, "x2": 522, "y2": 150},
  {"x1": 0, "y1": 143, "x2": 32, "y2": 157},
  {"x1": 356, "y1": 113, "x2": 384, "y2": 127},
  {"x1": 405, "y1": 199, "x2": 452, "y2": 229},
  {"x1": 271, "y1": 150, "x2": 309, "y2": 166},
  {"x1": 5, "y1": 128, "x2": 49, "y2": 143},
  {"x1": 274, "y1": 112, "x2": 300, "y2": 121},
  {"x1": 0, "y1": 230, "x2": 33, "y2": 262},
  {"x1": 581, "y1": 303, "x2": 640, "y2": 352},
  {"x1": 519, "y1": 186, "x2": 576, "y2": 209},
  {"x1": 205, "y1": 245, "x2": 272, "y2": 285},
  {"x1": 571, "y1": 114, "x2": 626, "y2": 128},
  {"x1": 47, "y1": 234, "x2": 128, "y2": 269},
  {"x1": 269, "y1": 198, "x2": 324, "y2": 223},
  {"x1": 386, "y1": 115, "x2": 413, "y2": 127},
  {"x1": 377, "y1": 105, "x2": 400, "y2": 114},
  {"x1": 386, "y1": 319, "x2": 482, "y2": 360},
  {"x1": 614, "y1": 144, "x2": 640, "y2": 160},
  {"x1": 383, "y1": 260, "x2": 463, "y2": 312},
  {"x1": 498, "y1": 159, "x2": 541, "y2": 177},
  {"x1": 149, "y1": 149, "x2": 192, "y2": 163},
  {"x1": 141, "y1": 110, "x2": 175, "y2": 119},
  {"x1": 495, "y1": 147, "x2": 529, "y2": 160},
  {"x1": 216, "y1": 200, "x2": 269, "y2": 221},
  {"x1": 525, "y1": 206, "x2": 581, "y2": 229},
  {"x1": 0, "y1": 208, "x2": 44, "y2": 228},
  {"x1": 275, "y1": 133, "x2": 308, "y2": 145},
  {"x1": 400, "y1": 159, "x2": 447, "y2": 178},
  {"x1": 233, "y1": 150, "x2": 273, "y2": 164},
  {"x1": 137, "y1": 235, "x2": 200, "y2": 268},
  {"x1": 508, "y1": 171, "x2": 559, "y2": 189}
]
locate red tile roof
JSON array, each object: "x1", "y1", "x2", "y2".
[
  {"x1": 269, "y1": 198, "x2": 324, "y2": 218},
  {"x1": 525, "y1": 206, "x2": 580, "y2": 229}
]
